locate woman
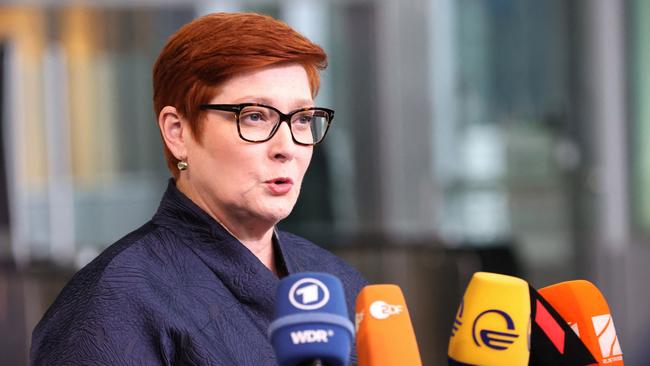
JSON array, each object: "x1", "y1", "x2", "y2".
[{"x1": 31, "y1": 12, "x2": 367, "y2": 365}]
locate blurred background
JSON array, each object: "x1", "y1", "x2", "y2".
[{"x1": 0, "y1": 0, "x2": 649, "y2": 364}]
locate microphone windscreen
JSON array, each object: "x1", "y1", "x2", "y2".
[
  {"x1": 539, "y1": 280, "x2": 624, "y2": 365},
  {"x1": 447, "y1": 272, "x2": 531, "y2": 366},
  {"x1": 355, "y1": 284, "x2": 422, "y2": 366},
  {"x1": 269, "y1": 272, "x2": 354, "y2": 366},
  {"x1": 528, "y1": 285, "x2": 598, "y2": 365}
]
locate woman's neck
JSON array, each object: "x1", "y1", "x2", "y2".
[
  {"x1": 176, "y1": 178, "x2": 278, "y2": 274},
  {"x1": 239, "y1": 231, "x2": 278, "y2": 274},
  {"x1": 210, "y1": 211, "x2": 279, "y2": 274}
]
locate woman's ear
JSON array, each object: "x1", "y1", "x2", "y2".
[{"x1": 158, "y1": 106, "x2": 189, "y2": 160}]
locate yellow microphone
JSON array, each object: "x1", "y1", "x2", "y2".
[
  {"x1": 447, "y1": 272, "x2": 531, "y2": 366},
  {"x1": 355, "y1": 284, "x2": 422, "y2": 366}
]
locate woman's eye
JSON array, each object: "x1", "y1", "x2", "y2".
[
  {"x1": 296, "y1": 114, "x2": 313, "y2": 124},
  {"x1": 242, "y1": 112, "x2": 264, "y2": 122}
]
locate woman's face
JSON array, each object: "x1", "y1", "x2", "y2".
[{"x1": 181, "y1": 64, "x2": 315, "y2": 230}]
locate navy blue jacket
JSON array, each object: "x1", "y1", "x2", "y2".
[{"x1": 31, "y1": 181, "x2": 367, "y2": 365}]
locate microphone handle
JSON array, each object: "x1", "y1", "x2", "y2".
[{"x1": 298, "y1": 359, "x2": 325, "y2": 366}]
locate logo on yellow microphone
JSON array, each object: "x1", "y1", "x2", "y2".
[
  {"x1": 451, "y1": 301, "x2": 464, "y2": 336},
  {"x1": 471, "y1": 309, "x2": 520, "y2": 350}
]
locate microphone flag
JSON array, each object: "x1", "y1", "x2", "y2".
[
  {"x1": 355, "y1": 284, "x2": 422, "y2": 366},
  {"x1": 447, "y1": 272, "x2": 531, "y2": 366},
  {"x1": 268, "y1": 272, "x2": 354, "y2": 366},
  {"x1": 539, "y1": 280, "x2": 623, "y2": 365},
  {"x1": 528, "y1": 285, "x2": 598, "y2": 365}
]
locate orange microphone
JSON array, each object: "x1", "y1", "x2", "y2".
[
  {"x1": 355, "y1": 284, "x2": 422, "y2": 366},
  {"x1": 539, "y1": 280, "x2": 624, "y2": 365}
]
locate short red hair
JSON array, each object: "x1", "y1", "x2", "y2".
[{"x1": 153, "y1": 12, "x2": 327, "y2": 176}]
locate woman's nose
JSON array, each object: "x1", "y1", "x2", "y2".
[{"x1": 268, "y1": 121, "x2": 296, "y2": 161}]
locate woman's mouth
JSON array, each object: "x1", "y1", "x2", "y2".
[{"x1": 264, "y1": 177, "x2": 294, "y2": 195}]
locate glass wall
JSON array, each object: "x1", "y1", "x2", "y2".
[
  {"x1": 443, "y1": 0, "x2": 578, "y2": 284},
  {"x1": 632, "y1": 0, "x2": 650, "y2": 234},
  {"x1": 1, "y1": 6, "x2": 194, "y2": 266}
]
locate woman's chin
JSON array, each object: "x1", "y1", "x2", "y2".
[{"x1": 257, "y1": 202, "x2": 296, "y2": 224}]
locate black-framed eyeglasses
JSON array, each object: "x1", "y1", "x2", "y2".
[{"x1": 199, "y1": 103, "x2": 334, "y2": 146}]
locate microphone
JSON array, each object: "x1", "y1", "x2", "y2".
[
  {"x1": 268, "y1": 272, "x2": 354, "y2": 366},
  {"x1": 447, "y1": 272, "x2": 531, "y2": 366},
  {"x1": 528, "y1": 284, "x2": 598, "y2": 365},
  {"x1": 448, "y1": 272, "x2": 599, "y2": 365},
  {"x1": 355, "y1": 284, "x2": 422, "y2": 366},
  {"x1": 539, "y1": 280, "x2": 624, "y2": 365}
]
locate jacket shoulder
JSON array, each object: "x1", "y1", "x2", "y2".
[{"x1": 30, "y1": 221, "x2": 185, "y2": 365}]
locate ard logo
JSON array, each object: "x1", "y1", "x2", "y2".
[
  {"x1": 288, "y1": 278, "x2": 330, "y2": 310},
  {"x1": 472, "y1": 309, "x2": 519, "y2": 350}
]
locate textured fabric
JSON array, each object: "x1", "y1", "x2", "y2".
[{"x1": 31, "y1": 180, "x2": 367, "y2": 365}]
